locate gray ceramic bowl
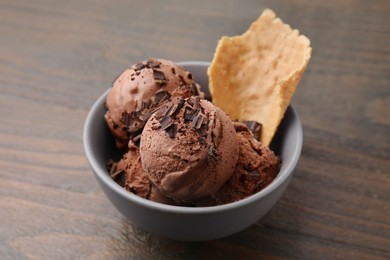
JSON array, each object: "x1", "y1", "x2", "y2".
[{"x1": 83, "y1": 61, "x2": 303, "y2": 241}]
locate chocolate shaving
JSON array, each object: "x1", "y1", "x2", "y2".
[
  {"x1": 196, "y1": 115, "x2": 204, "y2": 129},
  {"x1": 147, "y1": 58, "x2": 161, "y2": 68},
  {"x1": 121, "y1": 112, "x2": 130, "y2": 126},
  {"x1": 153, "y1": 70, "x2": 166, "y2": 81},
  {"x1": 187, "y1": 73, "x2": 193, "y2": 80},
  {"x1": 184, "y1": 107, "x2": 199, "y2": 121},
  {"x1": 208, "y1": 143, "x2": 218, "y2": 161},
  {"x1": 193, "y1": 96, "x2": 200, "y2": 109},
  {"x1": 137, "y1": 112, "x2": 145, "y2": 121},
  {"x1": 190, "y1": 83, "x2": 199, "y2": 96},
  {"x1": 192, "y1": 114, "x2": 204, "y2": 129},
  {"x1": 161, "y1": 103, "x2": 174, "y2": 117},
  {"x1": 170, "y1": 98, "x2": 185, "y2": 117},
  {"x1": 110, "y1": 169, "x2": 125, "y2": 180},
  {"x1": 144, "y1": 99, "x2": 152, "y2": 108},
  {"x1": 171, "y1": 67, "x2": 176, "y2": 74},
  {"x1": 111, "y1": 168, "x2": 126, "y2": 187},
  {"x1": 143, "y1": 109, "x2": 153, "y2": 122},
  {"x1": 165, "y1": 123, "x2": 178, "y2": 138},
  {"x1": 135, "y1": 100, "x2": 143, "y2": 112},
  {"x1": 179, "y1": 75, "x2": 186, "y2": 86},
  {"x1": 186, "y1": 98, "x2": 194, "y2": 106},
  {"x1": 168, "y1": 103, "x2": 179, "y2": 117},
  {"x1": 243, "y1": 121, "x2": 262, "y2": 140},
  {"x1": 154, "y1": 90, "x2": 170, "y2": 103},
  {"x1": 196, "y1": 126, "x2": 207, "y2": 137},
  {"x1": 159, "y1": 115, "x2": 173, "y2": 130},
  {"x1": 191, "y1": 115, "x2": 199, "y2": 128},
  {"x1": 203, "y1": 117, "x2": 209, "y2": 128},
  {"x1": 109, "y1": 162, "x2": 116, "y2": 175},
  {"x1": 177, "y1": 98, "x2": 185, "y2": 109},
  {"x1": 132, "y1": 134, "x2": 141, "y2": 143},
  {"x1": 134, "y1": 62, "x2": 146, "y2": 71}
]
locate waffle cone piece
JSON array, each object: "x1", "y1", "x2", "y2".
[{"x1": 208, "y1": 9, "x2": 311, "y2": 146}]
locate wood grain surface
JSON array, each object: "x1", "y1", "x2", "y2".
[{"x1": 1, "y1": 0, "x2": 389, "y2": 259}]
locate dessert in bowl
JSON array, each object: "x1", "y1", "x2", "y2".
[
  {"x1": 83, "y1": 61, "x2": 303, "y2": 241},
  {"x1": 83, "y1": 9, "x2": 310, "y2": 241}
]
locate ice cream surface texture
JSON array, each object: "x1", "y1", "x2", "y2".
[
  {"x1": 105, "y1": 58, "x2": 203, "y2": 149},
  {"x1": 140, "y1": 97, "x2": 239, "y2": 204}
]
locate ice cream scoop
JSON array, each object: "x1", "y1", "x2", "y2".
[
  {"x1": 105, "y1": 58, "x2": 203, "y2": 149},
  {"x1": 109, "y1": 140, "x2": 175, "y2": 205},
  {"x1": 196, "y1": 122, "x2": 280, "y2": 206},
  {"x1": 140, "y1": 96, "x2": 239, "y2": 204}
]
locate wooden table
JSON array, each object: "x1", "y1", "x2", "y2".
[{"x1": 1, "y1": 0, "x2": 389, "y2": 258}]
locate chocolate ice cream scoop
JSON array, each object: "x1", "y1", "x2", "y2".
[
  {"x1": 109, "y1": 140, "x2": 175, "y2": 205},
  {"x1": 105, "y1": 58, "x2": 203, "y2": 149},
  {"x1": 140, "y1": 96, "x2": 239, "y2": 204},
  {"x1": 196, "y1": 122, "x2": 281, "y2": 206}
]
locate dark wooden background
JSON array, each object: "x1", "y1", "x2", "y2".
[{"x1": 1, "y1": 0, "x2": 389, "y2": 259}]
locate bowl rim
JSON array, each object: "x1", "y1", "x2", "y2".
[{"x1": 83, "y1": 61, "x2": 303, "y2": 214}]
